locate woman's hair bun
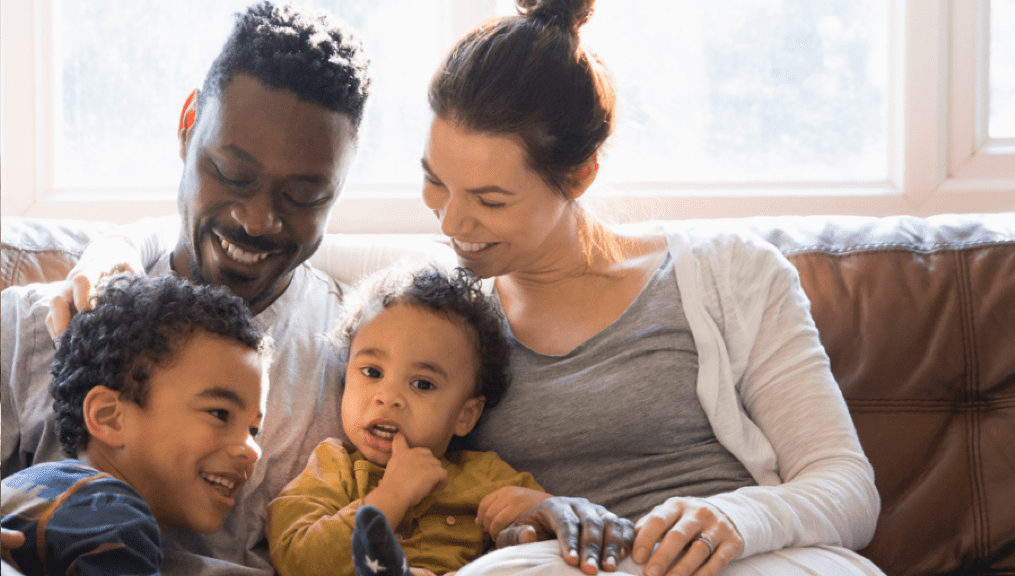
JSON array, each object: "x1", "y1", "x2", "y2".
[{"x1": 517, "y1": 0, "x2": 595, "y2": 35}]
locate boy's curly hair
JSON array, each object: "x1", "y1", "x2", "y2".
[
  {"x1": 201, "y1": 1, "x2": 370, "y2": 127},
  {"x1": 333, "y1": 262, "x2": 511, "y2": 410},
  {"x1": 50, "y1": 274, "x2": 269, "y2": 458}
]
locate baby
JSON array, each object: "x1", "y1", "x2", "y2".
[
  {"x1": 266, "y1": 263, "x2": 547, "y2": 576},
  {"x1": 1, "y1": 274, "x2": 270, "y2": 575}
]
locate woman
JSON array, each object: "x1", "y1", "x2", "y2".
[
  {"x1": 43, "y1": 1, "x2": 884, "y2": 574},
  {"x1": 411, "y1": 1, "x2": 883, "y2": 575}
]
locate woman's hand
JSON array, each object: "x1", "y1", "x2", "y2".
[
  {"x1": 495, "y1": 496, "x2": 634, "y2": 575},
  {"x1": 632, "y1": 497, "x2": 744, "y2": 576},
  {"x1": 476, "y1": 486, "x2": 551, "y2": 538},
  {"x1": 44, "y1": 235, "x2": 145, "y2": 339}
]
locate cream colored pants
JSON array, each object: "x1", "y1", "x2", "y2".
[{"x1": 456, "y1": 541, "x2": 886, "y2": 576}]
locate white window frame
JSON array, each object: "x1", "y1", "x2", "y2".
[
  {"x1": 2, "y1": 0, "x2": 1013, "y2": 234},
  {"x1": 946, "y1": 0, "x2": 1015, "y2": 183}
]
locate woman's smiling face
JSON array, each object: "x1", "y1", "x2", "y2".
[{"x1": 421, "y1": 116, "x2": 579, "y2": 279}]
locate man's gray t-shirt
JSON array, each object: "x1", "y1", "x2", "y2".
[{"x1": 469, "y1": 252, "x2": 756, "y2": 520}]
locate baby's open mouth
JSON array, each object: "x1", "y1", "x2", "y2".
[
  {"x1": 201, "y1": 472, "x2": 240, "y2": 498},
  {"x1": 368, "y1": 423, "x2": 399, "y2": 441}
]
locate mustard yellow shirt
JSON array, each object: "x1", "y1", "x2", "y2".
[{"x1": 266, "y1": 438, "x2": 543, "y2": 576}]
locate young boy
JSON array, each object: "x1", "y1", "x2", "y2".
[
  {"x1": 266, "y1": 263, "x2": 547, "y2": 576},
  {"x1": 1, "y1": 275, "x2": 270, "y2": 576}
]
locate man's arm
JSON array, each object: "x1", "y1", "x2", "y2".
[
  {"x1": 44, "y1": 216, "x2": 180, "y2": 338},
  {"x1": 2, "y1": 289, "x2": 27, "y2": 478}
]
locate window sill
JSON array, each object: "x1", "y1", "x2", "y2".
[{"x1": 5, "y1": 181, "x2": 1010, "y2": 235}]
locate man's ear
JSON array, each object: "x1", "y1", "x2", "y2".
[
  {"x1": 568, "y1": 154, "x2": 599, "y2": 200},
  {"x1": 454, "y1": 396, "x2": 486, "y2": 437},
  {"x1": 83, "y1": 386, "x2": 128, "y2": 448},
  {"x1": 178, "y1": 88, "x2": 199, "y2": 161}
]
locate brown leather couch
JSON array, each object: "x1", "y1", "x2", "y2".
[{"x1": 2, "y1": 213, "x2": 1013, "y2": 576}]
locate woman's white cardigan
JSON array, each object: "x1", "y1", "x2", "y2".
[{"x1": 663, "y1": 223, "x2": 878, "y2": 557}]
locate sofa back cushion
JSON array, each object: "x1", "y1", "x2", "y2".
[{"x1": 1, "y1": 217, "x2": 114, "y2": 291}]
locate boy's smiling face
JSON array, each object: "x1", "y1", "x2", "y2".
[
  {"x1": 341, "y1": 302, "x2": 485, "y2": 466},
  {"x1": 113, "y1": 330, "x2": 267, "y2": 533}
]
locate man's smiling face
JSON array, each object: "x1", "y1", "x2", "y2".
[{"x1": 174, "y1": 74, "x2": 357, "y2": 313}]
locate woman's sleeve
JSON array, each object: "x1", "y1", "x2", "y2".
[
  {"x1": 265, "y1": 442, "x2": 363, "y2": 576},
  {"x1": 703, "y1": 238, "x2": 879, "y2": 558}
]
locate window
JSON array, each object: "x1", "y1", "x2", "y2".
[
  {"x1": 989, "y1": 0, "x2": 1014, "y2": 139},
  {"x1": 2, "y1": 0, "x2": 1012, "y2": 232},
  {"x1": 50, "y1": 0, "x2": 450, "y2": 189},
  {"x1": 946, "y1": 0, "x2": 1015, "y2": 187},
  {"x1": 549, "y1": 0, "x2": 889, "y2": 184}
]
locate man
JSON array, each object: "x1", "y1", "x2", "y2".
[{"x1": 2, "y1": 3, "x2": 368, "y2": 574}]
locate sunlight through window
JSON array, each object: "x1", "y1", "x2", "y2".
[
  {"x1": 989, "y1": 0, "x2": 1015, "y2": 139},
  {"x1": 54, "y1": 0, "x2": 888, "y2": 191}
]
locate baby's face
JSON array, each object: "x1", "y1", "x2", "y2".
[
  {"x1": 115, "y1": 331, "x2": 267, "y2": 532},
  {"x1": 341, "y1": 303, "x2": 484, "y2": 466}
]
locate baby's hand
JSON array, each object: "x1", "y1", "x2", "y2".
[
  {"x1": 379, "y1": 434, "x2": 449, "y2": 508},
  {"x1": 477, "y1": 486, "x2": 552, "y2": 537}
]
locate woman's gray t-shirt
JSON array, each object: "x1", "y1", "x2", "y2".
[{"x1": 469, "y1": 252, "x2": 757, "y2": 520}]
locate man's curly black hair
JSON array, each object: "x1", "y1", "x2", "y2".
[
  {"x1": 332, "y1": 262, "x2": 511, "y2": 410},
  {"x1": 200, "y1": 1, "x2": 370, "y2": 127},
  {"x1": 50, "y1": 274, "x2": 270, "y2": 458}
]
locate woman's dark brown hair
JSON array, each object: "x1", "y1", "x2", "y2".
[{"x1": 428, "y1": 0, "x2": 615, "y2": 197}]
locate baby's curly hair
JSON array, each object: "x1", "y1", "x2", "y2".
[
  {"x1": 50, "y1": 274, "x2": 269, "y2": 458},
  {"x1": 201, "y1": 1, "x2": 370, "y2": 127},
  {"x1": 333, "y1": 262, "x2": 511, "y2": 410}
]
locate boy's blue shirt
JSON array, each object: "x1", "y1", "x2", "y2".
[{"x1": 1, "y1": 459, "x2": 162, "y2": 576}]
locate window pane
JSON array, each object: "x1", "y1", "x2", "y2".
[
  {"x1": 495, "y1": 0, "x2": 889, "y2": 183},
  {"x1": 990, "y1": 0, "x2": 1015, "y2": 139},
  {"x1": 53, "y1": 0, "x2": 441, "y2": 189},
  {"x1": 55, "y1": 0, "x2": 887, "y2": 190}
]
